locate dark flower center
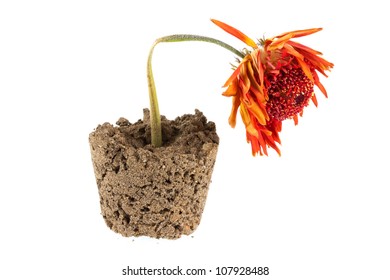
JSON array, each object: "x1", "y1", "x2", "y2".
[{"x1": 266, "y1": 65, "x2": 314, "y2": 121}]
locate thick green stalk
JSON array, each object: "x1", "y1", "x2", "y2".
[{"x1": 147, "y1": 34, "x2": 244, "y2": 147}]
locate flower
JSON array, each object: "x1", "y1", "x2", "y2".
[{"x1": 212, "y1": 19, "x2": 334, "y2": 156}]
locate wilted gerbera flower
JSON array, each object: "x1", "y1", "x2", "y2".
[{"x1": 212, "y1": 19, "x2": 334, "y2": 156}]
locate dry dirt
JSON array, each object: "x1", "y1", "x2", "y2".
[{"x1": 89, "y1": 109, "x2": 219, "y2": 239}]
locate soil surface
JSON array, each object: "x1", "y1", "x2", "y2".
[{"x1": 89, "y1": 109, "x2": 219, "y2": 239}]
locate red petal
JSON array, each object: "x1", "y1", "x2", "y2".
[
  {"x1": 288, "y1": 41, "x2": 322, "y2": 56},
  {"x1": 293, "y1": 115, "x2": 299, "y2": 125},
  {"x1": 312, "y1": 71, "x2": 328, "y2": 98}
]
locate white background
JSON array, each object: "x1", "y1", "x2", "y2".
[{"x1": 1, "y1": 0, "x2": 389, "y2": 279}]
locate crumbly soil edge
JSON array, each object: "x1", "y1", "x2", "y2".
[{"x1": 89, "y1": 109, "x2": 219, "y2": 239}]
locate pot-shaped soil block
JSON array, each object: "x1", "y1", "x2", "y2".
[{"x1": 89, "y1": 109, "x2": 219, "y2": 239}]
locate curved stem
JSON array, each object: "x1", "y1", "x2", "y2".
[
  {"x1": 147, "y1": 34, "x2": 244, "y2": 147},
  {"x1": 147, "y1": 41, "x2": 162, "y2": 147}
]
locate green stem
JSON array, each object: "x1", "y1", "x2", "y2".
[{"x1": 147, "y1": 34, "x2": 244, "y2": 147}]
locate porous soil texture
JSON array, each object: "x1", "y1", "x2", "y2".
[{"x1": 89, "y1": 109, "x2": 219, "y2": 239}]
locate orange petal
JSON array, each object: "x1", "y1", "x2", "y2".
[
  {"x1": 267, "y1": 28, "x2": 323, "y2": 52},
  {"x1": 283, "y1": 43, "x2": 319, "y2": 82},
  {"x1": 263, "y1": 132, "x2": 281, "y2": 156},
  {"x1": 239, "y1": 62, "x2": 251, "y2": 94},
  {"x1": 223, "y1": 63, "x2": 242, "y2": 87},
  {"x1": 311, "y1": 93, "x2": 318, "y2": 107},
  {"x1": 240, "y1": 105, "x2": 259, "y2": 137},
  {"x1": 228, "y1": 95, "x2": 241, "y2": 128},
  {"x1": 246, "y1": 123, "x2": 259, "y2": 138},
  {"x1": 296, "y1": 58, "x2": 314, "y2": 82},
  {"x1": 292, "y1": 46, "x2": 333, "y2": 76},
  {"x1": 243, "y1": 94, "x2": 267, "y2": 125},
  {"x1": 273, "y1": 28, "x2": 322, "y2": 40},
  {"x1": 247, "y1": 132, "x2": 266, "y2": 156},
  {"x1": 283, "y1": 43, "x2": 304, "y2": 60},
  {"x1": 239, "y1": 101, "x2": 251, "y2": 127},
  {"x1": 211, "y1": 19, "x2": 257, "y2": 48},
  {"x1": 257, "y1": 131, "x2": 268, "y2": 156},
  {"x1": 246, "y1": 62, "x2": 266, "y2": 103},
  {"x1": 256, "y1": 50, "x2": 265, "y2": 87},
  {"x1": 248, "y1": 133, "x2": 263, "y2": 156},
  {"x1": 312, "y1": 71, "x2": 328, "y2": 97},
  {"x1": 267, "y1": 32, "x2": 294, "y2": 50},
  {"x1": 222, "y1": 79, "x2": 238, "y2": 96}
]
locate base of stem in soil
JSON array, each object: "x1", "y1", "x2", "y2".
[{"x1": 89, "y1": 109, "x2": 219, "y2": 239}]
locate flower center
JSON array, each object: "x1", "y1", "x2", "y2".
[{"x1": 266, "y1": 65, "x2": 314, "y2": 121}]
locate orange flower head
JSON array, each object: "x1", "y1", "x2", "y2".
[{"x1": 211, "y1": 19, "x2": 334, "y2": 156}]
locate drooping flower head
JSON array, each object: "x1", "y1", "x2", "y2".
[{"x1": 211, "y1": 19, "x2": 334, "y2": 156}]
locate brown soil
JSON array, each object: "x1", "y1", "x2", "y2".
[{"x1": 89, "y1": 109, "x2": 219, "y2": 239}]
